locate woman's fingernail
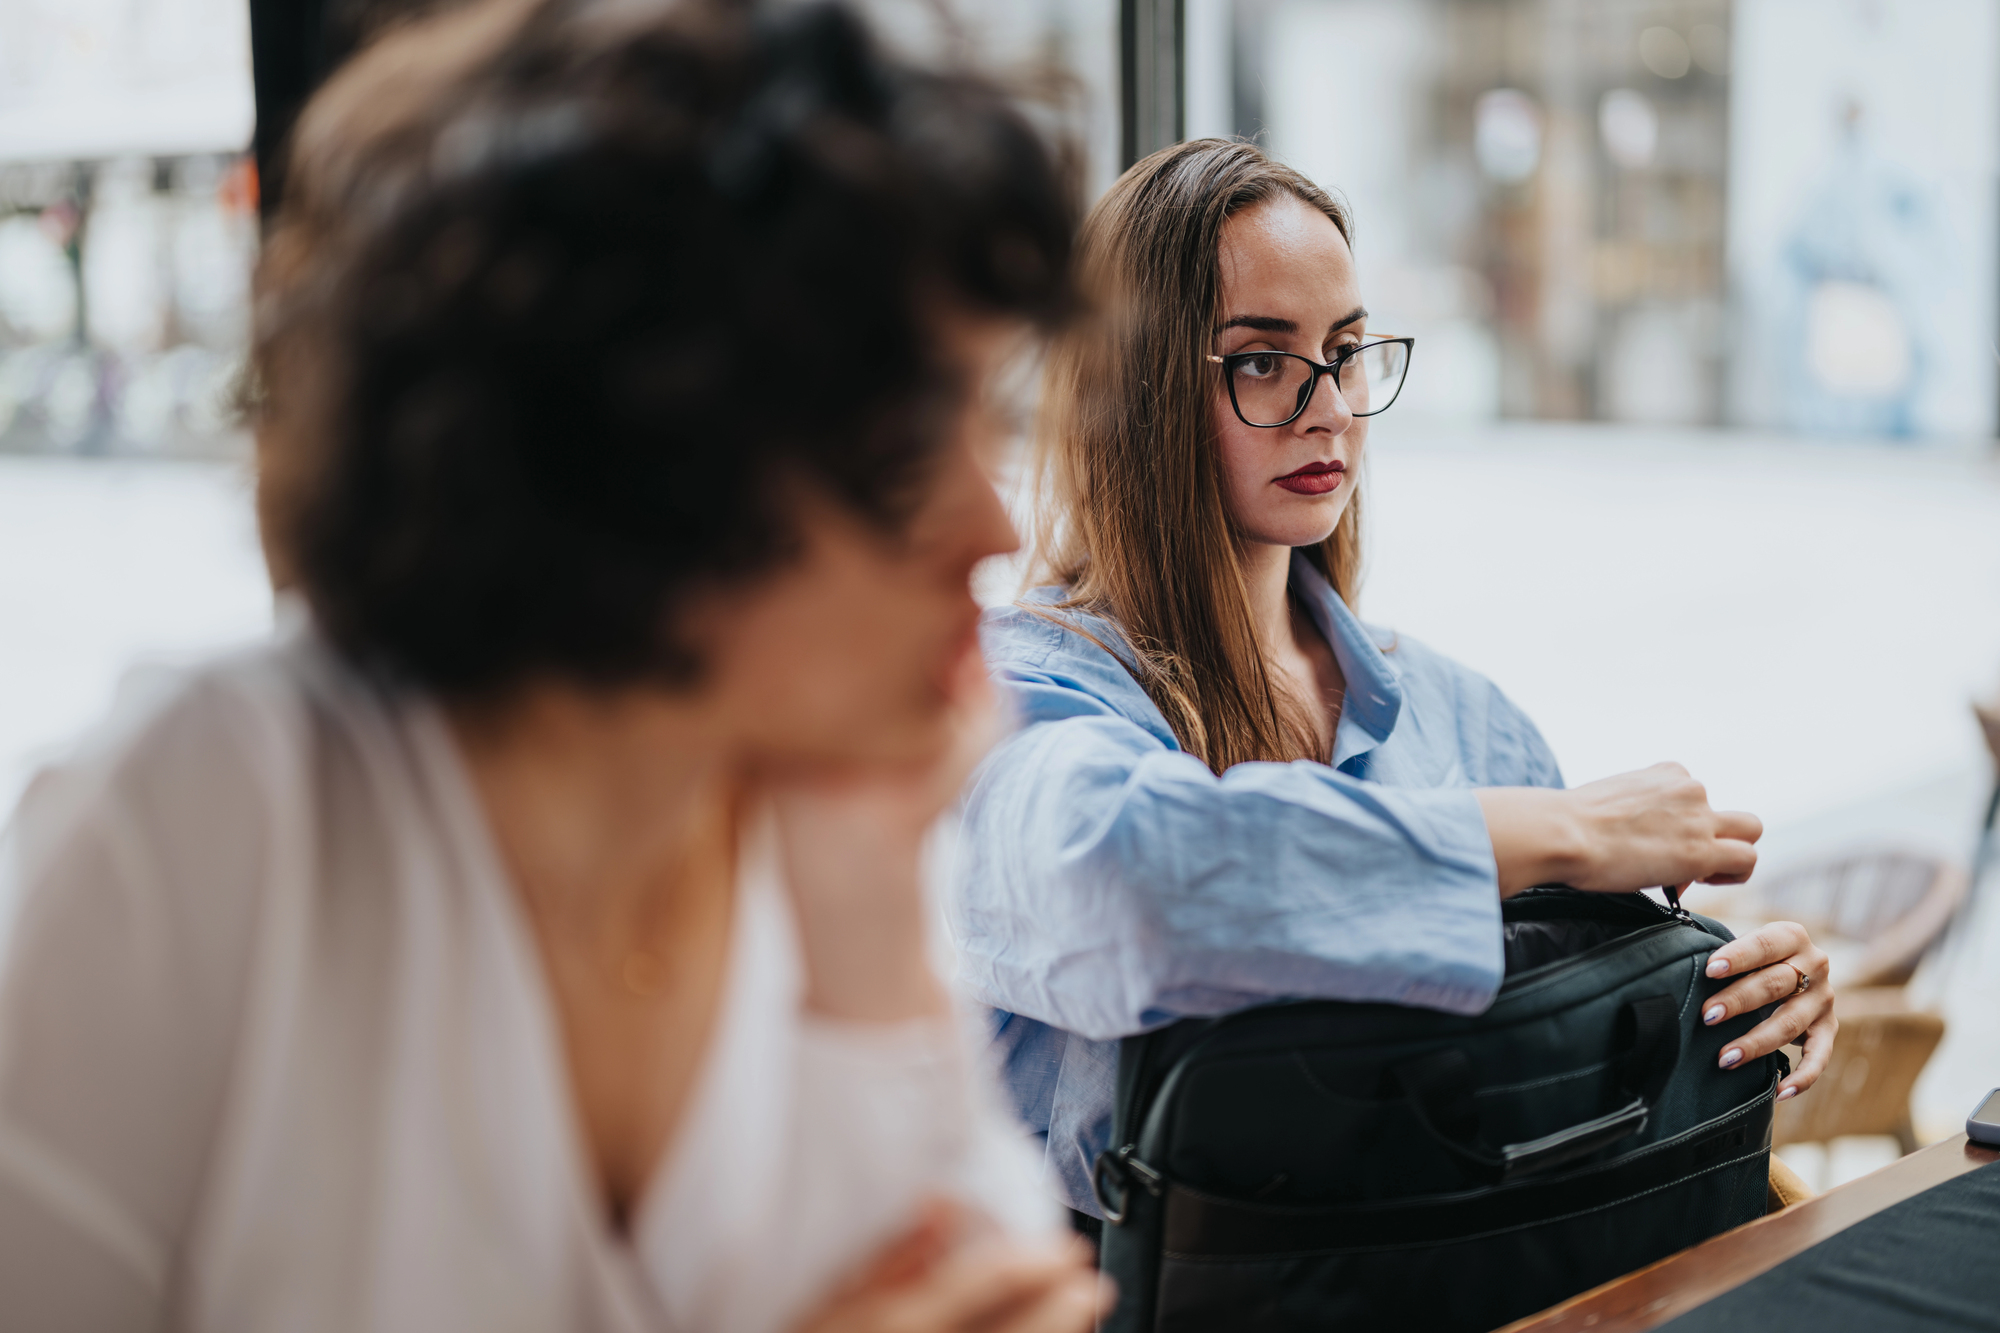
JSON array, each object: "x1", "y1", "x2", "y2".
[
  {"x1": 1776, "y1": 1086, "x2": 1799, "y2": 1102},
  {"x1": 1719, "y1": 1047, "x2": 1743, "y2": 1069},
  {"x1": 1704, "y1": 1004, "x2": 1725, "y2": 1025},
  {"x1": 1707, "y1": 957, "x2": 1731, "y2": 977}
]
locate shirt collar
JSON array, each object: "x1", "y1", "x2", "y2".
[{"x1": 1289, "y1": 549, "x2": 1403, "y2": 769}]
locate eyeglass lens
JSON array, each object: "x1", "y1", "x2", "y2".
[{"x1": 1229, "y1": 343, "x2": 1409, "y2": 425}]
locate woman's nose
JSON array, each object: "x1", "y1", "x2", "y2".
[
  {"x1": 915, "y1": 440, "x2": 1020, "y2": 574},
  {"x1": 966, "y1": 466, "x2": 1021, "y2": 564},
  {"x1": 1300, "y1": 366, "x2": 1355, "y2": 434}
]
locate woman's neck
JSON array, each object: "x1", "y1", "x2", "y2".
[
  {"x1": 1241, "y1": 539, "x2": 1297, "y2": 655},
  {"x1": 1241, "y1": 538, "x2": 1345, "y2": 760},
  {"x1": 447, "y1": 685, "x2": 737, "y2": 940}
]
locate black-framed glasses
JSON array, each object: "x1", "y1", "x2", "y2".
[{"x1": 1206, "y1": 337, "x2": 1415, "y2": 427}]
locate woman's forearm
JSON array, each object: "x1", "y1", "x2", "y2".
[
  {"x1": 771, "y1": 814, "x2": 963, "y2": 1025},
  {"x1": 772, "y1": 791, "x2": 950, "y2": 1023},
  {"x1": 790, "y1": 869, "x2": 949, "y2": 1023},
  {"x1": 962, "y1": 731, "x2": 1509, "y2": 1037}
]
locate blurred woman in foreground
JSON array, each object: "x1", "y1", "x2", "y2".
[
  {"x1": 952, "y1": 140, "x2": 1837, "y2": 1219},
  {"x1": 0, "y1": 2, "x2": 1106, "y2": 1329}
]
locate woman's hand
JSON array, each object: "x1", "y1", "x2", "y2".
[
  {"x1": 773, "y1": 640, "x2": 1002, "y2": 853},
  {"x1": 1698, "y1": 921, "x2": 1837, "y2": 1100},
  {"x1": 793, "y1": 1199, "x2": 1112, "y2": 1333},
  {"x1": 1478, "y1": 763, "x2": 1762, "y2": 898},
  {"x1": 771, "y1": 640, "x2": 1002, "y2": 1021}
]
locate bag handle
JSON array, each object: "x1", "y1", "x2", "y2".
[{"x1": 1396, "y1": 994, "x2": 1680, "y2": 1184}]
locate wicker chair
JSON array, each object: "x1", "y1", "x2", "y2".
[
  {"x1": 1736, "y1": 847, "x2": 1967, "y2": 989},
  {"x1": 1771, "y1": 988, "x2": 1943, "y2": 1155}
]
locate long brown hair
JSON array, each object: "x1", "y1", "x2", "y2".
[{"x1": 1029, "y1": 139, "x2": 1362, "y2": 773}]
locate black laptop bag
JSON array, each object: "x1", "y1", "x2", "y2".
[{"x1": 1092, "y1": 887, "x2": 1786, "y2": 1333}]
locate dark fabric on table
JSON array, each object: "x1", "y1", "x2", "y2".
[{"x1": 1661, "y1": 1160, "x2": 2000, "y2": 1332}]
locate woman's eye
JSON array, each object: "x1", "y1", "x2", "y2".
[{"x1": 1237, "y1": 353, "x2": 1280, "y2": 378}]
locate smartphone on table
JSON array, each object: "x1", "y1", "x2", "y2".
[{"x1": 1968, "y1": 1088, "x2": 2000, "y2": 1147}]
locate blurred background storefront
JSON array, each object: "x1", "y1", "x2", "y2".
[
  {"x1": 11, "y1": 0, "x2": 2000, "y2": 454},
  {"x1": 0, "y1": 0, "x2": 258, "y2": 458},
  {"x1": 2, "y1": 0, "x2": 1998, "y2": 1178}
]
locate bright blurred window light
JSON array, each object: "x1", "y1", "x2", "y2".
[
  {"x1": 1806, "y1": 280, "x2": 1914, "y2": 397},
  {"x1": 0, "y1": 0, "x2": 253, "y2": 162},
  {"x1": 1474, "y1": 88, "x2": 1541, "y2": 183},
  {"x1": 1599, "y1": 89, "x2": 1658, "y2": 170}
]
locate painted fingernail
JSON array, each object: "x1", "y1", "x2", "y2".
[
  {"x1": 1718, "y1": 1048, "x2": 1744, "y2": 1068},
  {"x1": 1707, "y1": 958, "x2": 1731, "y2": 977},
  {"x1": 1704, "y1": 1004, "x2": 1725, "y2": 1025},
  {"x1": 1776, "y1": 1086, "x2": 1799, "y2": 1102}
]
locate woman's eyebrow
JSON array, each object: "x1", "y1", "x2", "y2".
[
  {"x1": 1215, "y1": 308, "x2": 1368, "y2": 337},
  {"x1": 1325, "y1": 306, "x2": 1368, "y2": 337},
  {"x1": 1218, "y1": 314, "x2": 1296, "y2": 334}
]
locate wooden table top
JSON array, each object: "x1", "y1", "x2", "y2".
[{"x1": 1499, "y1": 1134, "x2": 1999, "y2": 1333}]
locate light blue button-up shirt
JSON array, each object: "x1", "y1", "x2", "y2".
[{"x1": 950, "y1": 551, "x2": 1565, "y2": 1215}]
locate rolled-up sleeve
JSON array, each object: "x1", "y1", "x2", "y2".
[{"x1": 954, "y1": 666, "x2": 1505, "y2": 1043}]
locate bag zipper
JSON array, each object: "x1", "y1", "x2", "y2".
[
  {"x1": 1151, "y1": 900, "x2": 1710, "y2": 1069},
  {"x1": 1503, "y1": 886, "x2": 1710, "y2": 943},
  {"x1": 1660, "y1": 884, "x2": 1697, "y2": 924}
]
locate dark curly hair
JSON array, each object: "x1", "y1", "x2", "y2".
[{"x1": 253, "y1": 0, "x2": 1075, "y2": 695}]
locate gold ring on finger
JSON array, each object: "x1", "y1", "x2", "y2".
[{"x1": 1784, "y1": 962, "x2": 1810, "y2": 995}]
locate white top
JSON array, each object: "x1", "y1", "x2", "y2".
[{"x1": 0, "y1": 631, "x2": 1056, "y2": 1333}]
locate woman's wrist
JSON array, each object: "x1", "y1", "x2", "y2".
[
  {"x1": 781, "y1": 831, "x2": 949, "y2": 1021},
  {"x1": 1475, "y1": 787, "x2": 1591, "y2": 898},
  {"x1": 796, "y1": 904, "x2": 948, "y2": 1021},
  {"x1": 770, "y1": 775, "x2": 949, "y2": 1020}
]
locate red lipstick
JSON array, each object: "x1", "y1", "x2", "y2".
[{"x1": 1273, "y1": 459, "x2": 1346, "y2": 495}]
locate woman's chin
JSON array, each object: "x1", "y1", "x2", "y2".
[
  {"x1": 1238, "y1": 489, "x2": 1351, "y2": 550},
  {"x1": 1244, "y1": 513, "x2": 1346, "y2": 551}
]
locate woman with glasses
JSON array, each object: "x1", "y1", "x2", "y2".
[{"x1": 950, "y1": 140, "x2": 1837, "y2": 1225}]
